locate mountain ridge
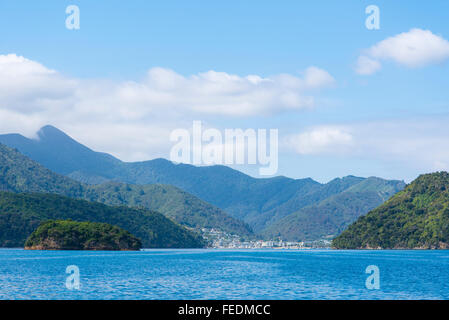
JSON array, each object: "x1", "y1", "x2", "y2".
[
  {"x1": 332, "y1": 172, "x2": 449, "y2": 249},
  {"x1": 0, "y1": 142, "x2": 252, "y2": 236},
  {"x1": 0, "y1": 126, "x2": 406, "y2": 239}
]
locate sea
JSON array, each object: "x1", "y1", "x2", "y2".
[{"x1": 0, "y1": 248, "x2": 448, "y2": 300}]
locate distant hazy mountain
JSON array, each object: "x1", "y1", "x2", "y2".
[
  {"x1": 333, "y1": 172, "x2": 449, "y2": 249},
  {"x1": 0, "y1": 143, "x2": 251, "y2": 236},
  {"x1": 0, "y1": 125, "x2": 121, "y2": 179},
  {"x1": 262, "y1": 177, "x2": 404, "y2": 241},
  {"x1": 0, "y1": 126, "x2": 406, "y2": 238}
]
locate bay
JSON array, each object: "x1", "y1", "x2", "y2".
[{"x1": 0, "y1": 249, "x2": 447, "y2": 300}]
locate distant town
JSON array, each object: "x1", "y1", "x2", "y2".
[{"x1": 200, "y1": 228, "x2": 332, "y2": 249}]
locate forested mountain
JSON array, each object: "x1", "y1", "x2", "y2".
[
  {"x1": 0, "y1": 143, "x2": 252, "y2": 236},
  {"x1": 84, "y1": 182, "x2": 253, "y2": 236},
  {"x1": 333, "y1": 172, "x2": 449, "y2": 249},
  {"x1": 262, "y1": 177, "x2": 402, "y2": 241},
  {"x1": 0, "y1": 143, "x2": 83, "y2": 197},
  {"x1": 0, "y1": 126, "x2": 406, "y2": 237},
  {"x1": 0, "y1": 191, "x2": 204, "y2": 248}
]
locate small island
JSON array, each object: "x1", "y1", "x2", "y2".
[{"x1": 25, "y1": 220, "x2": 142, "y2": 251}]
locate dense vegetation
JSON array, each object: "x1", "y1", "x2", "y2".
[
  {"x1": 0, "y1": 143, "x2": 83, "y2": 197},
  {"x1": 85, "y1": 182, "x2": 253, "y2": 236},
  {"x1": 332, "y1": 172, "x2": 449, "y2": 249},
  {"x1": 263, "y1": 189, "x2": 389, "y2": 241},
  {"x1": 0, "y1": 191, "x2": 205, "y2": 248},
  {"x1": 262, "y1": 177, "x2": 404, "y2": 241},
  {"x1": 25, "y1": 220, "x2": 142, "y2": 250},
  {"x1": 0, "y1": 126, "x2": 405, "y2": 237},
  {"x1": 0, "y1": 141, "x2": 251, "y2": 236}
]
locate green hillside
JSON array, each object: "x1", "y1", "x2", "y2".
[
  {"x1": 0, "y1": 144, "x2": 83, "y2": 197},
  {"x1": 0, "y1": 143, "x2": 251, "y2": 236},
  {"x1": 0, "y1": 126, "x2": 405, "y2": 234},
  {"x1": 0, "y1": 132, "x2": 407, "y2": 241},
  {"x1": 25, "y1": 220, "x2": 142, "y2": 250},
  {"x1": 262, "y1": 177, "x2": 404, "y2": 241},
  {"x1": 0, "y1": 191, "x2": 205, "y2": 248},
  {"x1": 332, "y1": 172, "x2": 449, "y2": 249},
  {"x1": 84, "y1": 182, "x2": 252, "y2": 236}
]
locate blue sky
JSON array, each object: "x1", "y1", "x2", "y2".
[{"x1": 0, "y1": 1, "x2": 449, "y2": 182}]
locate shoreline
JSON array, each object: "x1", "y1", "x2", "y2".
[{"x1": 2, "y1": 247, "x2": 448, "y2": 251}]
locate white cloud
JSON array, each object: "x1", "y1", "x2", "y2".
[
  {"x1": 356, "y1": 28, "x2": 449, "y2": 75},
  {"x1": 302, "y1": 66, "x2": 335, "y2": 89},
  {"x1": 285, "y1": 126, "x2": 353, "y2": 155},
  {"x1": 0, "y1": 54, "x2": 77, "y2": 112},
  {"x1": 0, "y1": 54, "x2": 335, "y2": 161},
  {"x1": 134, "y1": 67, "x2": 334, "y2": 116},
  {"x1": 355, "y1": 56, "x2": 382, "y2": 75},
  {"x1": 287, "y1": 117, "x2": 449, "y2": 176}
]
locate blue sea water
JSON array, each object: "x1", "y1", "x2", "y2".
[{"x1": 0, "y1": 248, "x2": 448, "y2": 300}]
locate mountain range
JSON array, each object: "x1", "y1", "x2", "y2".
[
  {"x1": 0, "y1": 143, "x2": 251, "y2": 237},
  {"x1": 0, "y1": 125, "x2": 407, "y2": 241},
  {"x1": 262, "y1": 177, "x2": 402, "y2": 241}
]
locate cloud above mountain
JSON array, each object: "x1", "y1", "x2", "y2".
[
  {"x1": 285, "y1": 126, "x2": 354, "y2": 155},
  {"x1": 0, "y1": 54, "x2": 334, "y2": 117},
  {"x1": 0, "y1": 54, "x2": 77, "y2": 112},
  {"x1": 356, "y1": 29, "x2": 449, "y2": 75},
  {"x1": 0, "y1": 53, "x2": 336, "y2": 161},
  {"x1": 286, "y1": 116, "x2": 449, "y2": 176}
]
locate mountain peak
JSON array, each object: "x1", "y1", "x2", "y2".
[
  {"x1": 40, "y1": 124, "x2": 59, "y2": 131},
  {"x1": 37, "y1": 125, "x2": 75, "y2": 142},
  {"x1": 0, "y1": 125, "x2": 121, "y2": 176}
]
